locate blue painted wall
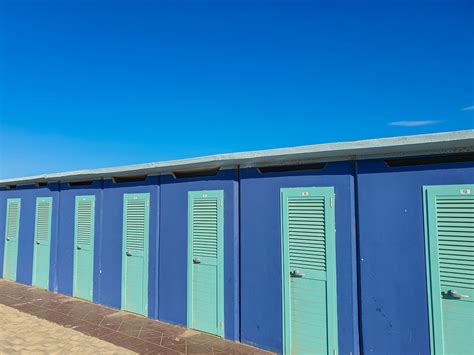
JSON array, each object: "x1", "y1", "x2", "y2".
[
  {"x1": 56, "y1": 181, "x2": 103, "y2": 298},
  {"x1": 0, "y1": 184, "x2": 60, "y2": 289},
  {"x1": 100, "y1": 177, "x2": 160, "y2": 318},
  {"x1": 239, "y1": 162, "x2": 359, "y2": 354},
  {"x1": 159, "y1": 169, "x2": 239, "y2": 340},
  {"x1": 356, "y1": 159, "x2": 474, "y2": 355}
]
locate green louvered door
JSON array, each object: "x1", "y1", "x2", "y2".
[
  {"x1": 424, "y1": 185, "x2": 474, "y2": 355},
  {"x1": 187, "y1": 190, "x2": 224, "y2": 336},
  {"x1": 3, "y1": 198, "x2": 21, "y2": 280},
  {"x1": 32, "y1": 197, "x2": 53, "y2": 289},
  {"x1": 281, "y1": 187, "x2": 338, "y2": 355},
  {"x1": 73, "y1": 195, "x2": 95, "y2": 301},
  {"x1": 122, "y1": 193, "x2": 149, "y2": 316}
]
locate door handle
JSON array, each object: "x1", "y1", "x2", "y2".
[
  {"x1": 6, "y1": 237, "x2": 10, "y2": 241},
  {"x1": 126, "y1": 251, "x2": 132, "y2": 256},
  {"x1": 36, "y1": 241, "x2": 40, "y2": 245},
  {"x1": 193, "y1": 258, "x2": 201, "y2": 264},
  {"x1": 76, "y1": 245, "x2": 82, "y2": 250},
  {"x1": 442, "y1": 289, "x2": 469, "y2": 300},
  {"x1": 290, "y1": 270, "x2": 304, "y2": 278}
]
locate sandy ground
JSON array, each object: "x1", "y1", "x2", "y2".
[{"x1": 0, "y1": 304, "x2": 134, "y2": 354}]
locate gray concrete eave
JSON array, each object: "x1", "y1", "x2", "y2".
[{"x1": 1, "y1": 130, "x2": 473, "y2": 186}]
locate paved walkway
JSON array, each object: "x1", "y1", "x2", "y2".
[
  {"x1": 0, "y1": 303, "x2": 133, "y2": 354},
  {"x1": 0, "y1": 280, "x2": 271, "y2": 354}
]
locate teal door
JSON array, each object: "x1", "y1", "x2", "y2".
[
  {"x1": 424, "y1": 184, "x2": 474, "y2": 355},
  {"x1": 3, "y1": 198, "x2": 21, "y2": 281},
  {"x1": 32, "y1": 197, "x2": 53, "y2": 289},
  {"x1": 121, "y1": 193, "x2": 150, "y2": 316},
  {"x1": 187, "y1": 190, "x2": 224, "y2": 336},
  {"x1": 73, "y1": 195, "x2": 95, "y2": 301},
  {"x1": 281, "y1": 187, "x2": 338, "y2": 355}
]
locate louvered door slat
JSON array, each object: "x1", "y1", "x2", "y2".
[
  {"x1": 125, "y1": 199, "x2": 147, "y2": 252},
  {"x1": 5, "y1": 200, "x2": 20, "y2": 241},
  {"x1": 192, "y1": 199, "x2": 218, "y2": 258},
  {"x1": 3, "y1": 198, "x2": 21, "y2": 280},
  {"x1": 436, "y1": 196, "x2": 474, "y2": 291},
  {"x1": 288, "y1": 197, "x2": 326, "y2": 272},
  {"x1": 35, "y1": 198, "x2": 52, "y2": 242},
  {"x1": 76, "y1": 199, "x2": 94, "y2": 246}
]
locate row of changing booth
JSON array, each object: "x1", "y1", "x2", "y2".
[
  {"x1": 1, "y1": 131, "x2": 473, "y2": 354},
  {"x1": 1, "y1": 180, "x2": 339, "y2": 354}
]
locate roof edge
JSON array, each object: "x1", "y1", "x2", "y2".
[{"x1": 1, "y1": 130, "x2": 473, "y2": 186}]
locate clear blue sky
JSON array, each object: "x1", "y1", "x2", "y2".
[{"x1": 0, "y1": 0, "x2": 472, "y2": 179}]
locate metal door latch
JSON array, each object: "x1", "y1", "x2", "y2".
[
  {"x1": 193, "y1": 258, "x2": 201, "y2": 264},
  {"x1": 36, "y1": 241, "x2": 40, "y2": 245},
  {"x1": 290, "y1": 270, "x2": 304, "y2": 278},
  {"x1": 126, "y1": 251, "x2": 132, "y2": 256},
  {"x1": 76, "y1": 245, "x2": 82, "y2": 250},
  {"x1": 442, "y1": 289, "x2": 469, "y2": 299}
]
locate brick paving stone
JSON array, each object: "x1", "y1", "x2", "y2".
[
  {"x1": 0, "y1": 303, "x2": 133, "y2": 354},
  {"x1": 0, "y1": 279, "x2": 273, "y2": 354}
]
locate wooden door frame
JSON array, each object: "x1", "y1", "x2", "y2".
[
  {"x1": 32, "y1": 196, "x2": 52, "y2": 289},
  {"x1": 423, "y1": 184, "x2": 474, "y2": 355},
  {"x1": 121, "y1": 192, "x2": 150, "y2": 316},
  {"x1": 280, "y1": 186, "x2": 338, "y2": 355},
  {"x1": 73, "y1": 195, "x2": 96, "y2": 301},
  {"x1": 3, "y1": 198, "x2": 21, "y2": 280},
  {"x1": 187, "y1": 190, "x2": 225, "y2": 337}
]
